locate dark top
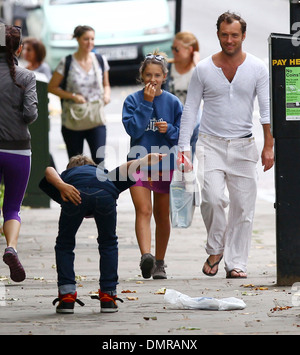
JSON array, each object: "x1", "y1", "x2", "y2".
[{"x1": 39, "y1": 165, "x2": 136, "y2": 205}]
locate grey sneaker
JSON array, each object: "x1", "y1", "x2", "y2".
[
  {"x1": 3, "y1": 247, "x2": 26, "y2": 282},
  {"x1": 152, "y1": 260, "x2": 167, "y2": 279},
  {"x1": 140, "y1": 253, "x2": 155, "y2": 279}
]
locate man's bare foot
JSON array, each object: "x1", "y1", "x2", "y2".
[{"x1": 226, "y1": 269, "x2": 247, "y2": 279}]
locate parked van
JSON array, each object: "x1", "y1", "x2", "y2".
[{"x1": 26, "y1": 0, "x2": 174, "y2": 73}]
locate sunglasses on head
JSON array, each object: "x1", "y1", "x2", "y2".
[{"x1": 145, "y1": 53, "x2": 165, "y2": 62}]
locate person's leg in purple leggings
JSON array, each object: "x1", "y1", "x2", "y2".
[{"x1": 0, "y1": 152, "x2": 31, "y2": 282}]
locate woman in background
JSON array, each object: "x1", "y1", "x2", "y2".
[
  {"x1": 48, "y1": 25, "x2": 110, "y2": 165},
  {"x1": 166, "y1": 31, "x2": 201, "y2": 157},
  {"x1": 22, "y1": 37, "x2": 52, "y2": 81}
]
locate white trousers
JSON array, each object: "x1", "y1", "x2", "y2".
[{"x1": 195, "y1": 134, "x2": 259, "y2": 273}]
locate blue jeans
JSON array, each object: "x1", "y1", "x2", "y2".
[
  {"x1": 62, "y1": 125, "x2": 106, "y2": 165},
  {"x1": 55, "y1": 187, "x2": 118, "y2": 294}
]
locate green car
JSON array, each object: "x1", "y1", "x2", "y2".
[{"x1": 26, "y1": 0, "x2": 174, "y2": 73}]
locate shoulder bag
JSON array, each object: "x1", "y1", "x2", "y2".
[{"x1": 64, "y1": 53, "x2": 106, "y2": 131}]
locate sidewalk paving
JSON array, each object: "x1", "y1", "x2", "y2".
[
  {"x1": 0, "y1": 107, "x2": 297, "y2": 336},
  {"x1": 0, "y1": 193, "x2": 299, "y2": 336}
]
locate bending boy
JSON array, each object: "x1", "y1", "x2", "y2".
[{"x1": 39, "y1": 153, "x2": 165, "y2": 314}]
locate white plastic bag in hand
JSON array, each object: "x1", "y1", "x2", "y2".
[{"x1": 169, "y1": 169, "x2": 200, "y2": 228}]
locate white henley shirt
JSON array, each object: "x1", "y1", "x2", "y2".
[{"x1": 178, "y1": 53, "x2": 270, "y2": 151}]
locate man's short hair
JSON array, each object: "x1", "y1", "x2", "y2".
[{"x1": 217, "y1": 12, "x2": 247, "y2": 34}]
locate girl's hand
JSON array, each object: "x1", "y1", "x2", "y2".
[
  {"x1": 155, "y1": 121, "x2": 168, "y2": 134},
  {"x1": 177, "y1": 151, "x2": 193, "y2": 172},
  {"x1": 144, "y1": 83, "x2": 156, "y2": 102},
  {"x1": 140, "y1": 153, "x2": 167, "y2": 167}
]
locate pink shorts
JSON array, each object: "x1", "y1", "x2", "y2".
[{"x1": 132, "y1": 170, "x2": 174, "y2": 194}]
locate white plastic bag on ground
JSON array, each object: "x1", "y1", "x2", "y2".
[{"x1": 164, "y1": 289, "x2": 246, "y2": 311}]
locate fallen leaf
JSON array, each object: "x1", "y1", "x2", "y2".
[
  {"x1": 241, "y1": 284, "x2": 268, "y2": 291},
  {"x1": 270, "y1": 306, "x2": 292, "y2": 313},
  {"x1": 177, "y1": 326, "x2": 201, "y2": 331},
  {"x1": 121, "y1": 290, "x2": 137, "y2": 293},
  {"x1": 127, "y1": 296, "x2": 138, "y2": 301},
  {"x1": 154, "y1": 287, "x2": 166, "y2": 294},
  {"x1": 241, "y1": 291, "x2": 256, "y2": 296},
  {"x1": 75, "y1": 275, "x2": 86, "y2": 281},
  {"x1": 241, "y1": 284, "x2": 255, "y2": 288}
]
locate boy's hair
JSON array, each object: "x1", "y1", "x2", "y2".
[
  {"x1": 138, "y1": 50, "x2": 169, "y2": 83},
  {"x1": 66, "y1": 155, "x2": 96, "y2": 169}
]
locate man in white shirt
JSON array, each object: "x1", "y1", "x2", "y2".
[{"x1": 178, "y1": 12, "x2": 274, "y2": 279}]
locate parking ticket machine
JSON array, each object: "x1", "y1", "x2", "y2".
[{"x1": 270, "y1": 33, "x2": 300, "y2": 285}]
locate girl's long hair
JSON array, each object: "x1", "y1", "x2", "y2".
[{"x1": 1, "y1": 25, "x2": 23, "y2": 88}]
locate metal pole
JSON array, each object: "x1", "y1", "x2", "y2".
[
  {"x1": 270, "y1": 32, "x2": 300, "y2": 286},
  {"x1": 0, "y1": 22, "x2": 4, "y2": 46},
  {"x1": 290, "y1": 0, "x2": 300, "y2": 34},
  {"x1": 175, "y1": 0, "x2": 182, "y2": 33}
]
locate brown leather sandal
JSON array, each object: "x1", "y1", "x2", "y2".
[{"x1": 202, "y1": 255, "x2": 223, "y2": 277}]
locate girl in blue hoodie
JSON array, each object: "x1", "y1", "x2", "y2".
[{"x1": 122, "y1": 52, "x2": 182, "y2": 280}]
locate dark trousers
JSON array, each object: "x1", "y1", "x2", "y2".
[
  {"x1": 55, "y1": 187, "x2": 118, "y2": 293},
  {"x1": 62, "y1": 125, "x2": 106, "y2": 165}
]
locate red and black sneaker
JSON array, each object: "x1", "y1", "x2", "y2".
[
  {"x1": 52, "y1": 292, "x2": 85, "y2": 314},
  {"x1": 91, "y1": 290, "x2": 123, "y2": 313}
]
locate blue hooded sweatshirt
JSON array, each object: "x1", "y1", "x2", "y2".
[{"x1": 122, "y1": 89, "x2": 182, "y2": 171}]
